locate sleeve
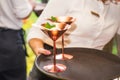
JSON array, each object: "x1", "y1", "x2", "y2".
[
  {"x1": 117, "y1": 25, "x2": 120, "y2": 35},
  {"x1": 12, "y1": 0, "x2": 33, "y2": 18},
  {"x1": 27, "y1": 24, "x2": 47, "y2": 42},
  {"x1": 27, "y1": 0, "x2": 72, "y2": 41},
  {"x1": 117, "y1": 10, "x2": 120, "y2": 35}
]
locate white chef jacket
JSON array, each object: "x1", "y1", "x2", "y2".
[
  {"x1": 27, "y1": 0, "x2": 120, "y2": 50},
  {"x1": 0, "y1": 0, "x2": 32, "y2": 30}
]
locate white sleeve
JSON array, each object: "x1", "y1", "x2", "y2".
[
  {"x1": 117, "y1": 26, "x2": 120, "y2": 35},
  {"x1": 27, "y1": 24, "x2": 47, "y2": 42},
  {"x1": 27, "y1": 0, "x2": 72, "y2": 41},
  {"x1": 12, "y1": 0, "x2": 33, "y2": 18}
]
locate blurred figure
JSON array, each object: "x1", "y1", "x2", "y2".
[
  {"x1": 27, "y1": 0, "x2": 120, "y2": 80},
  {"x1": 0, "y1": 0, "x2": 35, "y2": 80}
]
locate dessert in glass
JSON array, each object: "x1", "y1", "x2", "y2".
[
  {"x1": 47, "y1": 16, "x2": 76, "y2": 60},
  {"x1": 40, "y1": 22, "x2": 70, "y2": 73}
]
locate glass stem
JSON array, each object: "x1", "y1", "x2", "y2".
[
  {"x1": 62, "y1": 35, "x2": 64, "y2": 59},
  {"x1": 53, "y1": 40, "x2": 57, "y2": 71}
]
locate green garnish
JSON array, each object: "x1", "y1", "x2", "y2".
[
  {"x1": 51, "y1": 16, "x2": 57, "y2": 21},
  {"x1": 45, "y1": 22, "x2": 56, "y2": 29}
]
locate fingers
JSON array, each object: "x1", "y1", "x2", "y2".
[{"x1": 36, "y1": 48, "x2": 51, "y2": 56}]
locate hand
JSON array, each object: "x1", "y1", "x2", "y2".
[
  {"x1": 35, "y1": 47, "x2": 51, "y2": 56},
  {"x1": 29, "y1": 38, "x2": 51, "y2": 56}
]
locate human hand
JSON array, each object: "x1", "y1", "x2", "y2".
[
  {"x1": 34, "y1": 47, "x2": 51, "y2": 56},
  {"x1": 29, "y1": 38, "x2": 51, "y2": 56}
]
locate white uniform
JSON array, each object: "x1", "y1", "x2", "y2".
[{"x1": 27, "y1": 0, "x2": 120, "y2": 50}]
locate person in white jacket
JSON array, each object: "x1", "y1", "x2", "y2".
[
  {"x1": 28, "y1": 0, "x2": 120, "y2": 55},
  {"x1": 27, "y1": 0, "x2": 120, "y2": 79}
]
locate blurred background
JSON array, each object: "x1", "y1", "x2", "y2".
[{"x1": 22, "y1": 0, "x2": 49, "y2": 76}]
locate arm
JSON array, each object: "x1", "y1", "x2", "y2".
[
  {"x1": 27, "y1": 0, "x2": 72, "y2": 56},
  {"x1": 29, "y1": 38, "x2": 51, "y2": 56},
  {"x1": 27, "y1": 25, "x2": 51, "y2": 56}
]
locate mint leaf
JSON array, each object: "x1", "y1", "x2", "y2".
[
  {"x1": 51, "y1": 16, "x2": 57, "y2": 21},
  {"x1": 45, "y1": 22, "x2": 56, "y2": 29}
]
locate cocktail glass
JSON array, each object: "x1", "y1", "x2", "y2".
[
  {"x1": 48, "y1": 16, "x2": 76, "y2": 60},
  {"x1": 40, "y1": 22, "x2": 69, "y2": 73}
]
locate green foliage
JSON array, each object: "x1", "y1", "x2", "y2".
[{"x1": 22, "y1": 12, "x2": 37, "y2": 76}]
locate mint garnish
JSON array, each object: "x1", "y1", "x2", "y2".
[
  {"x1": 45, "y1": 22, "x2": 56, "y2": 29},
  {"x1": 51, "y1": 16, "x2": 57, "y2": 22}
]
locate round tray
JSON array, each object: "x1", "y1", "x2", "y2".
[{"x1": 35, "y1": 48, "x2": 120, "y2": 80}]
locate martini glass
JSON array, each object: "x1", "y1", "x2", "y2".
[
  {"x1": 40, "y1": 22, "x2": 69, "y2": 73},
  {"x1": 48, "y1": 16, "x2": 76, "y2": 60}
]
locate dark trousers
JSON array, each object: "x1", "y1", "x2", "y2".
[
  {"x1": 0, "y1": 28, "x2": 27, "y2": 80},
  {"x1": 0, "y1": 66, "x2": 26, "y2": 80}
]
